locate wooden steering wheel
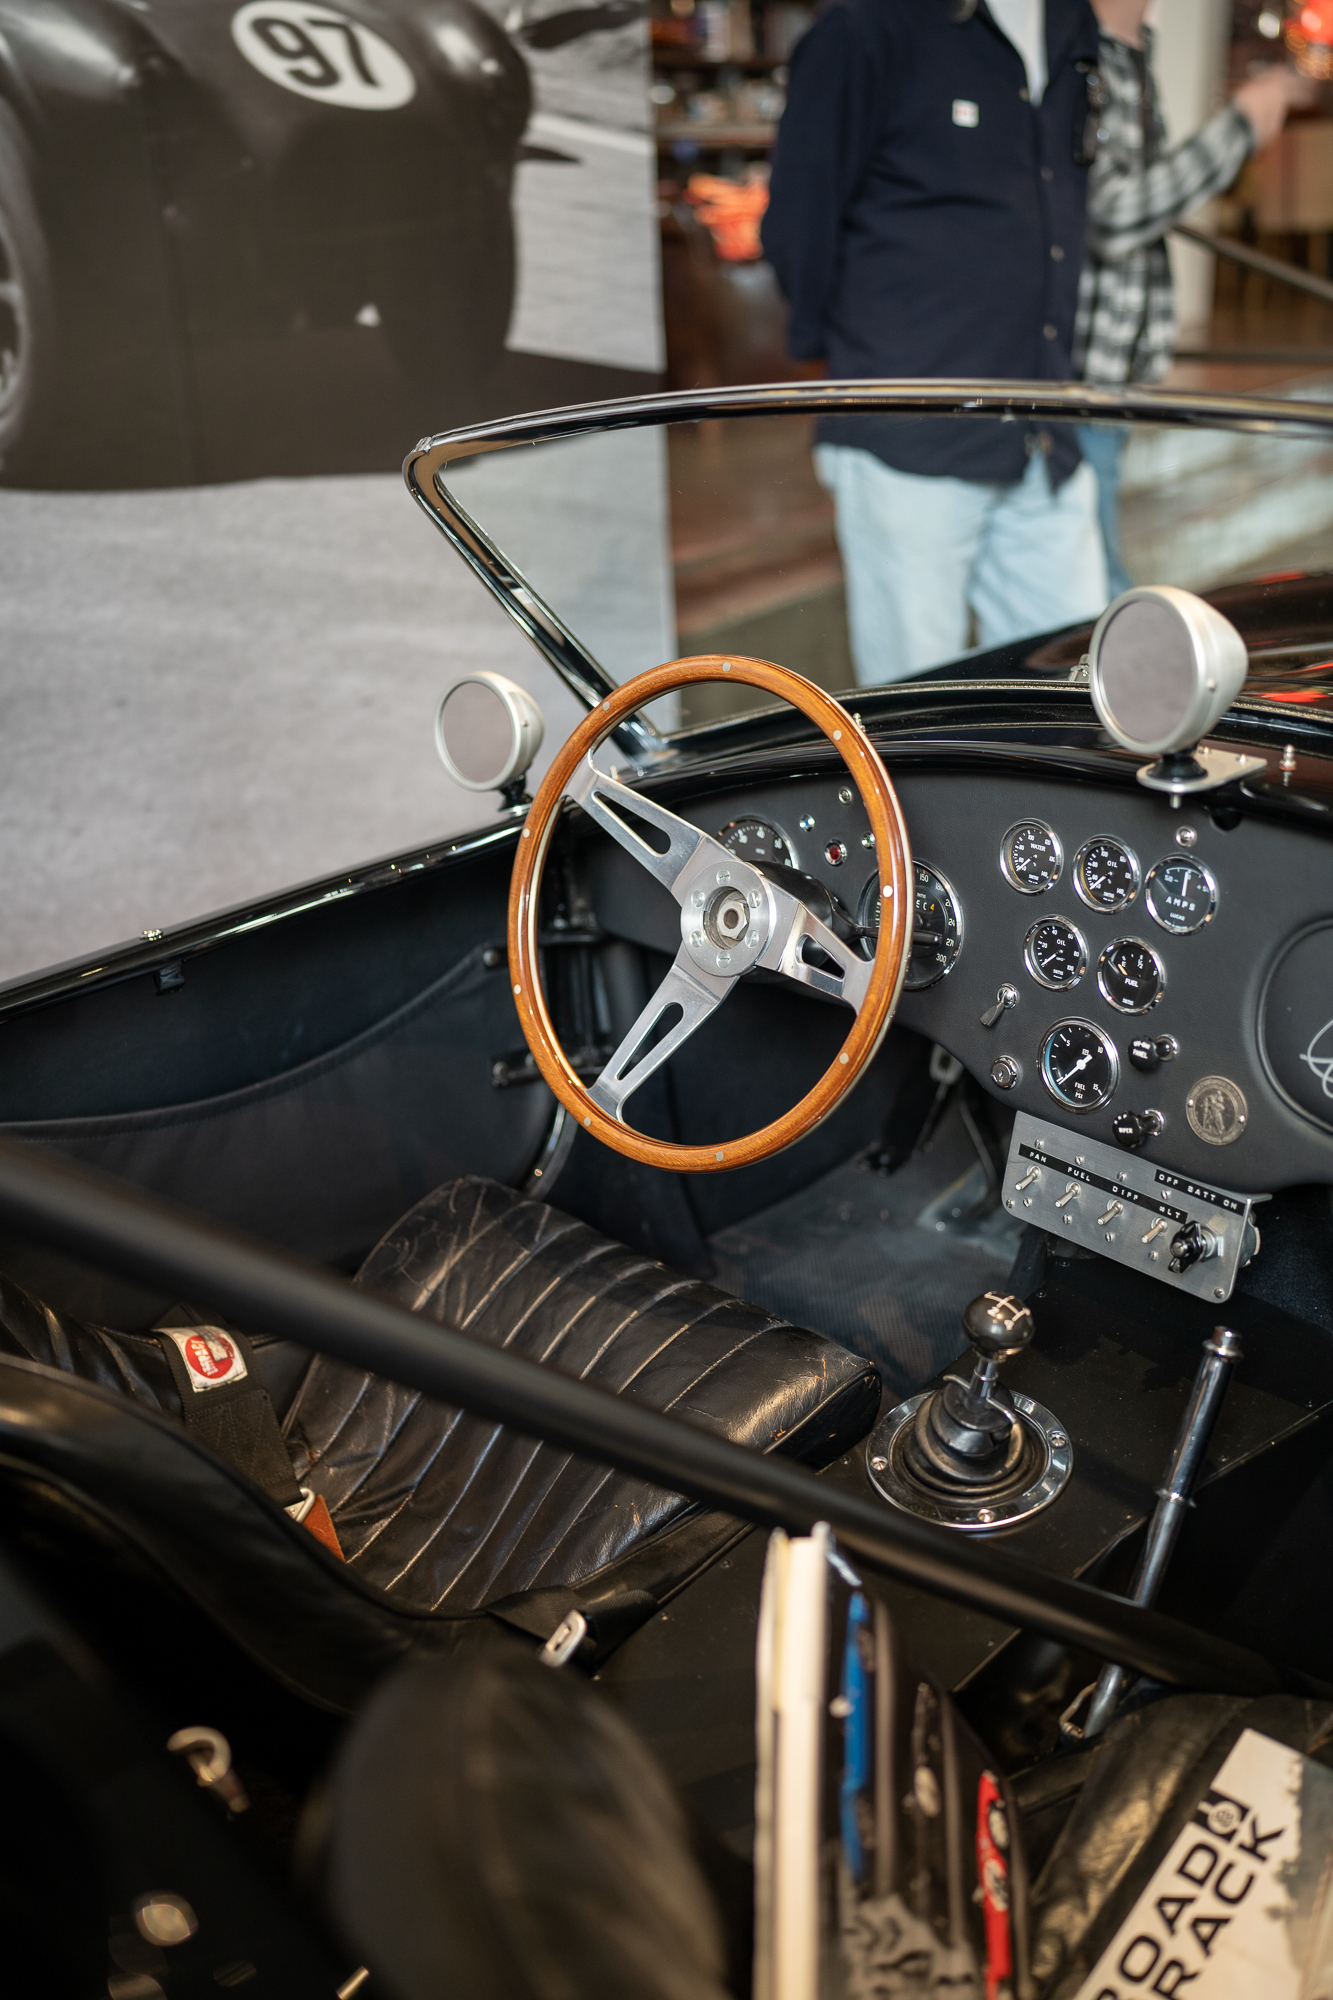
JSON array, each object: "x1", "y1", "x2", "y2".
[{"x1": 508, "y1": 656, "x2": 914, "y2": 1172}]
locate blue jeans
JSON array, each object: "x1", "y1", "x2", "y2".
[
  {"x1": 1076, "y1": 422, "x2": 1133, "y2": 600},
  {"x1": 815, "y1": 444, "x2": 1109, "y2": 687}
]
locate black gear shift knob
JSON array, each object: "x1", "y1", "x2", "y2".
[{"x1": 962, "y1": 1291, "x2": 1034, "y2": 1362}]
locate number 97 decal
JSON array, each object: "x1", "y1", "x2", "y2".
[{"x1": 231, "y1": 1, "x2": 417, "y2": 108}]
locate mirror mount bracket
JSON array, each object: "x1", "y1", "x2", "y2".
[{"x1": 1136, "y1": 742, "x2": 1267, "y2": 801}]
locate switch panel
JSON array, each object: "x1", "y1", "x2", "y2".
[{"x1": 1001, "y1": 1110, "x2": 1261, "y2": 1303}]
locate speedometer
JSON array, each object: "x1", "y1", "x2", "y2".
[
  {"x1": 858, "y1": 861, "x2": 963, "y2": 990},
  {"x1": 717, "y1": 817, "x2": 793, "y2": 867}
]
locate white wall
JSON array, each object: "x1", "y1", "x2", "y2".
[{"x1": 1153, "y1": 0, "x2": 1234, "y2": 334}]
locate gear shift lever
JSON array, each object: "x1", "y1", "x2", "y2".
[{"x1": 865, "y1": 1291, "x2": 1073, "y2": 1531}]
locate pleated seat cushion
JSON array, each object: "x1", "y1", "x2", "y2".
[{"x1": 283, "y1": 1175, "x2": 881, "y2": 1612}]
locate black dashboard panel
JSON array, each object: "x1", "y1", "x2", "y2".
[{"x1": 584, "y1": 764, "x2": 1333, "y2": 1195}]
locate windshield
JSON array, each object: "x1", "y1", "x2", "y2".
[{"x1": 434, "y1": 392, "x2": 1333, "y2": 732}]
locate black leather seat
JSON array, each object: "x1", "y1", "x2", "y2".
[{"x1": 0, "y1": 1176, "x2": 879, "y2": 1701}]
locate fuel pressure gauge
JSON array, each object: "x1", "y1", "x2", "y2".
[{"x1": 1040, "y1": 1019, "x2": 1120, "y2": 1112}]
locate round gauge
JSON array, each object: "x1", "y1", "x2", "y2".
[
  {"x1": 1040, "y1": 1019, "x2": 1120, "y2": 1112},
  {"x1": 1144, "y1": 857, "x2": 1217, "y2": 935},
  {"x1": 1073, "y1": 836, "x2": 1140, "y2": 913},
  {"x1": 860, "y1": 863, "x2": 962, "y2": 988},
  {"x1": 1098, "y1": 937, "x2": 1164, "y2": 1013},
  {"x1": 717, "y1": 817, "x2": 793, "y2": 867},
  {"x1": 1024, "y1": 916, "x2": 1088, "y2": 990},
  {"x1": 1001, "y1": 820, "x2": 1063, "y2": 894}
]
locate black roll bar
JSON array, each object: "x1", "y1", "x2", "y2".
[{"x1": 0, "y1": 1139, "x2": 1311, "y2": 1699}]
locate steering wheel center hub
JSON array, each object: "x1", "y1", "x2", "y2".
[{"x1": 680, "y1": 864, "x2": 771, "y2": 976}]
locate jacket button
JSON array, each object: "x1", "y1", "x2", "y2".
[
  {"x1": 1041, "y1": 165, "x2": 1054, "y2": 182},
  {"x1": 1043, "y1": 323, "x2": 1058, "y2": 339},
  {"x1": 1019, "y1": 86, "x2": 1030, "y2": 101},
  {"x1": 1050, "y1": 244, "x2": 1064, "y2": 260}
]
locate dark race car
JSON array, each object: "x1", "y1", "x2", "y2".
[
  {"x1": 3, "y1": 379, "x2": 1333, "y2": 1996},
  {"x1": 0, "y1": 0, "x2": 532, "y2": 485}
]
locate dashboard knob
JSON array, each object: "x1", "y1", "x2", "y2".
[
  {"x1": 1113, "y1": 1108, "x2": 1164, "y2": 1151},
  {"x1": 1169, "y1": 1220, "x2": 1218, "y2": 1273},
  {"x1": 1128, "y1": 1034, "x2": 1179, "y2": 1074}
]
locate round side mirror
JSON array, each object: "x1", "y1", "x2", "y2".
[
  {"x1": 1088, "y1": 586, "x2": 1248, "y2": 758},
  {"x1": 434, "y1": 673, "x2": 545, "y2": 802}
]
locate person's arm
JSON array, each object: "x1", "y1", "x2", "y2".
[
  {"x1": 1088, "y1": 65, "x2": 1313, "y2": 263},
  {"x1": 760, "y1": 3, "x2": 887, "y2": 358},
  {"x1": 1086, "y1": 102, "x2": 1253, "y2": 261}
]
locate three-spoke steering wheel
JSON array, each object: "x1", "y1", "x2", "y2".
[{"x1": 508, "y1": 656, "x2": 914, "y2": 1172}]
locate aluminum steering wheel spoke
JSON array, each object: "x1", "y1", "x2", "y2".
[
  {"x1": 587, "y1": 948, "x2": 734, "y2": 1122},
  {"x1": 568, "y1": 755, "x2": 725, "y2": 900},
  {"x1": 758, "y1": 883, "x2": 873, "y2": 1014}
]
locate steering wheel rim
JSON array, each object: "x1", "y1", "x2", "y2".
[{"x1": 508, "y1": 655, "x2": 914, "y2": 1172}]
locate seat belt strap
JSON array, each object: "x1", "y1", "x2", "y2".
[{"x1": 153, "y1": 1322, "x2": 305, "y2": 1512}]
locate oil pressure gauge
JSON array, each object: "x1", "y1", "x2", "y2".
[{"x1": 1073, "y1": 837, "x2": 1140, "y2": 912}]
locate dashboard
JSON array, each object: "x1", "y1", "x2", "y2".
[{"x1": 585, "y1": 763, "x2": 1333, "y2": 1199}]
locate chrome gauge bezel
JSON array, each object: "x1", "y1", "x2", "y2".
[
  {"x1": 1039, "y1": 1017, "x2": 1121, "y2": 1113},
  {"x1": 868, "y1": 856, "x2": 960, "y2": 988},
  {"x1": 1144, "y1": 856, "x2": 1218, "y2": 935},
  {"x1": 1072, "y1": 836, "x2": 1141, "y2": 914},
  {"x1": 716, "y1": 816, "x2": 795, "y2": 870},
  {"x1": 1023, "y1": 915, "x2": 1088, "y2": 991},
  {"x1": 1097, "y1": 936, "x2": 1165, "y2": 1014},
  {"x1": 1000, "y1": 819, "x2": 1063, "y2": 895}
]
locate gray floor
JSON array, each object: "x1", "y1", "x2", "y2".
[{"x1": 709, "y1": 1101, "x2": 1024, "y2": 1398}]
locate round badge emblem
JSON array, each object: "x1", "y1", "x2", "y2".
[
  {"x1": 1186, "y1": 1075, "x2": 1248, "y2": 1146},
  {"x1": 183, "y1": 1331, "x2": 238, "y2": 1381},
  {"x1": 231, "y1": 3, "x2": 416, "y2": 109}
]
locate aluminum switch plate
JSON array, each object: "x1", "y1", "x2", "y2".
[{"x1": 1002, "y1": 1109, "x2": 1259, "y2": 1303}]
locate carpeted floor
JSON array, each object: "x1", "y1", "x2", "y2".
[{"x1": 708, "y1": 1100, "x2": 1023, "y2": 1397}]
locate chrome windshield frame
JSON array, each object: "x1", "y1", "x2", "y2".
[{"x1": 403, "y1": 377, "x2": 1333, "y2": 762}]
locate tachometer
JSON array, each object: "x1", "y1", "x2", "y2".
[
  {"x1": 717, "y1": 817, "x2": 793, "y2": 867},
  {"x1": 1098, "y1": 938, "x2": 1164, "y2": 1013},
  {"x1": 858, "y1": 861, "x2": 963, "y2": 990},
  {"x1": 1024, "y1": 916, "x2": 1087, "y2": 990},
  {"x1": 1073, "y1": 837, "x2": 1140, "y2": 912},
  {"x1": 1144, "y1": 857, "x2": 1217, "y2": 934},
  {"x1": 1001, "y1": 820, "x2": 1062, "y2": 893},
  {"x1": 1040, "y1": 1019, "x2": 1120, "y2": 1112}
]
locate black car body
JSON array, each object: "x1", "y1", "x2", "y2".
[
  {"x1": 3, "y1": 379, "x2": 1333, "y2": 1993},
  {"x1": 0, "y1": 0, "x2": 530, "y2": 485}
]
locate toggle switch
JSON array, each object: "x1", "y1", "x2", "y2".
[{"x1": 981, "y1": 984, "x2": 1019, "y2": 1029}]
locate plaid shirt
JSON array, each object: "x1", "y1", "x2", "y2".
[{"x1": 1073, "y1": 29, "x2": 1253, "y2": 386}]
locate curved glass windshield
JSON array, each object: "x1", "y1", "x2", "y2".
[{"x1": 435, "y1": 394, "x2": 1333, "y2": 731}]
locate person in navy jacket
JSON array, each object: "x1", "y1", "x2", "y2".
[{"x1": 762, "y1": 0, "x2": 1108, "y2": 685}]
